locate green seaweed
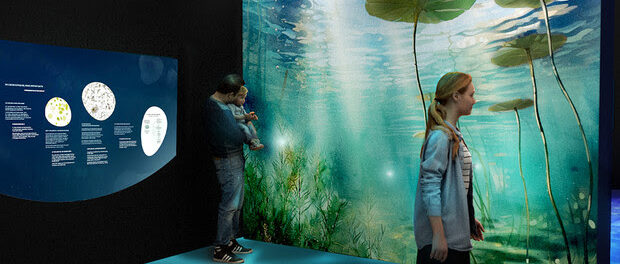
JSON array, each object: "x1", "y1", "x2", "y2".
[
  {"x1": 365, "y1": 0, "x2": 476, "y2": 124},
  {"x1": 243, "y1": 123, "x2": 358, "y2": 253},
  {"x1": 336, "y1": 198, "x2": 387, "y2": 260},
  {"x1": 461, "y1": 124, "x2": 494, "y2": 228},
  {"x1": 471, "y1": 177, "x2": 493, "y2": 227},
  {"x1": 470, "y1": 251, "x2": 478, "y2": 264}
]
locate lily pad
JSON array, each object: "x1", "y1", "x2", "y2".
[
  {"x1": 365, "y1": 0, "x2": 476, "y2": 24},
  {"x1": 495, "y1": 0, "x2": 553, "y2": 9},
  {"x1": 488, "y1": 98, "x2": 534, "y2": 112},
  {"x1": 491, "y1": 33, "x2": 567, "y2": 67}
]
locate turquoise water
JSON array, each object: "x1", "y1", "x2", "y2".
[{"x1": 243, "y1": 0, "x2": 600, "y2": 263}]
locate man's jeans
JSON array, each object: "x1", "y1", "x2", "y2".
[{"x1": 213, "y1": 152, "x2": 245, "y2": 246}]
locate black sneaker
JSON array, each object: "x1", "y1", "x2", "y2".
[
  {"x1": 213, "y1": 246, "x2": 244, "y2": 263},
  {"x1": 230, "y1": 239, "x2": 253, "y2": 254}
]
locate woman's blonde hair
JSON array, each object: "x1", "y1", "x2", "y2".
[{"x1": 420, "y1": 72, "x2": 472, "y2": 159}]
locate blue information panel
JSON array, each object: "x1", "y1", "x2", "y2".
[{"x1": 0, "y1": 40, "x2": 177, "y2": 202}]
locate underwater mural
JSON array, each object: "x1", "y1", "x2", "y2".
[{"x1": 242, "y1": 0, "x2": 600, "y2": 263}]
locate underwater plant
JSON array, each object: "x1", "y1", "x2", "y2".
[
  {"x1": 242, "y1": 123, "x2": 355, "y2": 253},
  {"x1": 491, "y1": 33, "x2": 572, "y2": 264},
  {"x1": 365, "y1": 0, "x2": 476, "y2": 124},
  {"x1": 488, "y1": 98, "x2": 534, "y2": 262},
  {"x1": 243, "y1": 154, "x2": 270, "y2": 240},
  {"x1": 494, "y1": 1, "x2": 595, "y2": 262},
  {"x1": 467, "y1": 147, "x2": 494, "y2": 228},
  {"x1": 459, "y1": 123, "x2": 494, "y2": 228},
  {"x1": 310, "y1": 157, "x2": 349, "y2": 251},
  {"x1": 343, "y1": 214, "x2": 385, "y2": 259}
]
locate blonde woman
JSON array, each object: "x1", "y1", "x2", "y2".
[{"x1": 414, "y1": 72, "x2": 484, "y2": 264}]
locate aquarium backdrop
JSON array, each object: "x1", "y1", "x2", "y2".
[{"x1": 242, "y1": 0, "x2": 599, "y2": 263}]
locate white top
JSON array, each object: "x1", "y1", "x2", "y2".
[{"x1": 460, "y1": 140, "x2": 472, "y2": 192}]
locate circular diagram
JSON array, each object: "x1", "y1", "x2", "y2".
[
  {"x1": 45, "y1": 97, "x2": 72, "y2": 127},
  {"x1": 82, "y1": 82, "x2": 116, "y2": 121}
]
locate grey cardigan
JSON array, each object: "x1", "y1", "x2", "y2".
[{"x1": 414, "y1": 121, "x2": 474, "y2": 251}]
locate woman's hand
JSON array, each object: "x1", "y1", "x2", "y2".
[
  {"x1": 430, "y1": 233, "x2": 448, "y2": 262},
  {"x1": 471, "y1": 218, "x2": 485, "y2": 241}
]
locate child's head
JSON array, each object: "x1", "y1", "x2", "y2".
[{"x1": 233, "y1": 86, "x2": 248, "y2": 106}]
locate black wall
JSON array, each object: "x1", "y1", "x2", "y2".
[
  {"x1": 0, "y1": 0, "x2": 241, "y2": 263},
  {"x1": 613, "y1": 0, "x2": 620, "y2": 189}
]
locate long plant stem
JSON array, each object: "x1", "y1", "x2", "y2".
[
  {"x1": 463, "y1": 126, "x2": 494, "y2": 226},
  {"x1": 526, "y1": 49, "x2": 572, "y2": 264},
  {"x1": 412, "y1": 15, "x2": 427, "y2": 125},
  {"x1": 473, "y1": 176, "x2": 491, "y2": 224},
  {"x1": 540, "y1": 2, "x2": 593, "y2": 263},
  {"x1": 469, "y1": 147, "x2": 493, "y2": 224},
  {"x1": 470, "y1": 251, "x2": 479, "y2": 264},
  {"x1": 515, "y1": 109, "x2": 530, "y2": 262}
]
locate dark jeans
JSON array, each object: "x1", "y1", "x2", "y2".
[
  {"x1": 416, "y1": 245, "x2": 470, "y2": 264},
  {"x1": 213, "y1": 152, "x2": 245, "y2": 246}
]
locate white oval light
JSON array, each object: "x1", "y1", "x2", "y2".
[{"x1": 141, "y1": 106, "x2": 168, "y2": 156}]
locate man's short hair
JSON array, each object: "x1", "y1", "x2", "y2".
[{"x1": 217, "y1": 74, "x2": 245, "y2": 94}]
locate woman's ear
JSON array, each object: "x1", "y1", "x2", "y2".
[{"x1": 451, "y1": 92, "x2": 460, "y2": 102}]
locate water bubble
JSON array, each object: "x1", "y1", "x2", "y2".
[
  {"x1": 589, "y1": 220, "x2": 596, "y2": 229},
  {"x1": 573, "y1": 203, "x2": 579, "y2": 209},
  {"x1": 579, "y1": 192, "x2": 585, "y2": 199},
  {"x1": 555, "y1": 259, "x2": 560, "y2": 264},
  {"x1": 530, "y1": 219, "x2": 537, "y2": 226}
]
